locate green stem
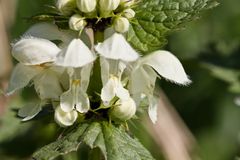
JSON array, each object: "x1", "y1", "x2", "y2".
[
  {"x1": 87, "y1": 30, "x2": 105, "y2": 106},
  {"x1": 87, "y1": 57, "x2": 102, "y2": 103},
  {"x1": 94, "y1": 30, "x2": 104, "y2": 44},
  {"x1": 88, "y1": 148, "x2": 103, "y2": 160},
  {"x1": 62, "y1": 152, "x2": 78, "y2": 160}
]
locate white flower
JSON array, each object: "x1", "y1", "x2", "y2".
[
  {"x1": 59, "y1": 68, "x2": 92, "y2": 114},
  {"x1": 96, "y1": 33, "x2": 138, "y2": 104},
  {"x1": 56, "y1": 54, "x2": 93, "y2": 117},
  {"x1": 60, "y1": 76, "x2": 91, "y2": 113},
  {"x1": 101, "y1": 75, "x2": 130, "y2": 105},
  {"x1": 56, "y1": 0, "x2": 76, "y2": 15},
  {"x1": 110, "y1": 97, "x2": 136, "y2": 121},
  {"x1": 8, "y1": 37, "x2": 63, "y2": 100},
  {"x1": 113, "y1": 17, "x2": 130, "y2": 33},
  {"x1": 54, "y1": 105, "x2": 78, "y2": 127},
  {"x1": 99, "y1": 0, "x2": 120, "y2": 12},
  {"x1": 55, "y1": 39, "x2": 95, "y2": 114},
  {"x1": 96, "y1": 33, "x2": 138, "y2": 121},
  {"x1": 76, "y1": 0, "x2": 97, "y2": 13},
  {"x1": 129, "y1": 50, "x2": 191, "y2": 123},
  {"x1": 69, "y1": 14, "x2": 87, "y2": 31}
]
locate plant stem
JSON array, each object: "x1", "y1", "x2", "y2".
[
  {"x1": 94, "y1": 30, "x2": 104, "y2": 44},
  {"x1": 87, "y1": 30, "x2": 105, "y2": 106},
  {"x1": 88, "y1": 148, "x2": 103, "y2": 160}
]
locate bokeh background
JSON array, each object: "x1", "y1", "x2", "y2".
[{"x1": 0, "y1": 0, "x2": 240, "y2": 160}]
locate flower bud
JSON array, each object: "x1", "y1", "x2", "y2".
[
  {"x1": 113, "y1": 17, "x2": 130, "y2": 33},
  {"x1": 54, "y1": 106, "x2": 78, "y2": 127},
  {"x1": 123, "y1": 8, "x2": 135, "y2": 19},
  {"x1": 56, "y1": 0, "x2": 76, "y2": 15},
  {"x1": 110, "y1": 98, "x2": 136, "y2": 121},
  {"x1": 69, "y1": 14, "x2": 87, "y2": 31},
  {"x1": 77, "y1": 0, "x2": 97, "y2": 13},
  {"x1": 120, "y1": 0, "x2": 135, "y2": 7},
  {"x1": 99, "y1": 0, "x2": 120, "y2": 12}
]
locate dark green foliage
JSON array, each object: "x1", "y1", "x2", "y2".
[{"x1": 127, "y1": 0, "x2": 218, "y2": 54}]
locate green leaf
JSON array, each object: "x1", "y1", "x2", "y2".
[
  {"x1": 29, "y1": 14, "x2": 56, "y2": 22},
  {"x1": 127, "y1": 0, "x2": 219, "y2": 54},
  {"x1": 28, "y1": 13, "x2": 69, "y2": 29},
  {"x1": 101, "y1": 122, "x2": 154, "y2": 160},
  {"x1": 203, "y1": 63, "x2": 240, "y2": 93},
  {"x1": 32, "y1": 123, "x2": 89, "y2": 160},
  {"x1": 33, "y1": 122, "x2": 155, "y2": 160},
  {"x1": 0, "y1": 100, "x2": 33, "y2": 142},
  {"x1": 204, "y1": 64, "x2": 240, "y2": 83}
]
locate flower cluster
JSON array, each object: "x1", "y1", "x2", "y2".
[
  {"x1": 57, "y1": 0, "x2": 136, "y2": 33},
  {"x1": 7, "y1": 0, "x2": 191, "y2": 127}
]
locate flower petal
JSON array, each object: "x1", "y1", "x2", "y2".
[
  {"x1": 108, "y1": 59, "x2": 126, "y2": 77},
  {"x1": 75, "y1": 89, "x2": 90, "y2": 113},
  {"x1": 100, "y1": 58, "x2": 127, "y2": 85},
  {"x1": 115, "y1": 81, "x2": 130, "y2": 101},
  {"x1": 12, "y1": 37, "x2": 61, "y2": 65},
  {"x1": 55, "y1": 39, "x2": 96, "y2": 68},
  {"x1": 95, "y1": 33, "x2": 139, "y2": 62},
  {"x1": 129, "y1": 65, "x2": 157, "y2": 106},
  {"x1": 80, "y1": 64, "x2": 93, "y2": 92},
  {"x1": 59, "y1": 70, "x2": 70, "y2": 90},
  {"x1": 7, "y1": 64, "x2": 41, "y2": 95},
  {"x1": 148, "y1": 96, "x2": 158, "y2": 124},
  {"x1": 60, "y1": 89, "x2": 74, "y2": 112},
  {"x1": 129, "y1": 66, "x2": 157, "y2": 96},
  {"x1": 24, "y1": 23, "x2": 76, "y2": 45},
  {"x1": 54, "y1": 106, "x2": 78, "y2": 127},
  {"x1": 33, "y1": 69, "x2": 63, "y2": 100},
  {"x1": 101, "y1": 78, "x2": 116, "y2": 104},
  {"x1": 100, "y1": 57, "x2": 110, "y2": 85},
  {"x1": 142, "y1": 51, "x2": 191, "y2": 85},
  {"x1": 18, "y1": 103, "x2": 42, "y2": 121}
]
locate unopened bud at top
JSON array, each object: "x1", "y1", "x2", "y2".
[
  {"x1": 113, "y1": 17, "x2": 130, "y2": 33},
  {"x1": 120, "y1": 0, "x2": 135, "y2": 7},
  {"x1": 77, "y1": 0, "x2": 97, "y2": 13},
  {"x1": 123, "y1": 8, "x2": 135, "y2": 19},
  {"x1": 110, "y1": 98, "x2": 136, "y2": 121},
  {"x1": 99, "y1": 0, "x2": 120, "y2": 12},
  {"x1": 69, "y1": 14, "x2": 87, "y2": 31},
  {"x1": 56, "y1": 0, "x2": 76, "y2": 15}
]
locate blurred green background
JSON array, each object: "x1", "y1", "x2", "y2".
[{"x1": 1, "y1": 0, "x2": 240, "y2": 160}]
